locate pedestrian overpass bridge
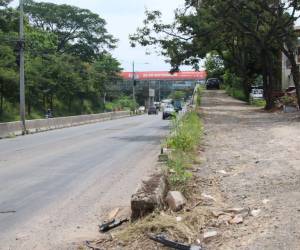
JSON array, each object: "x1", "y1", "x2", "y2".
[{"x1": 118, "y1": 71, "x2": 207, "y2": 104}]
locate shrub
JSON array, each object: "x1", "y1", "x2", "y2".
[
  {"x1": 167, "y1": 151, "x2": 193, "y2": 189},
  {"x1": 167, "y1": 112, "x2": 202, "y2": 152},
  {"x1": 105, "y1": 96, "x2": 138, "y2": 111},
  {"x1": 251, "y1": 99, "x2": 266, "y2": 107},
  {"x1": 165, "y1": 111, "x2": 203, "y2": 189},
  {"x1": 223, "y1": 70, "x2": 247, "y2": 101}
]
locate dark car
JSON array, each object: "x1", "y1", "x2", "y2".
[
  {"x1": 148, "y1": 106, "x2": 158, "y2": 115},
  {"x1": 173, "y1": 100, "x2": 183, "y2": 112},
  {"x1": 206, "y1": 78, "x2": 220, "y2": 90}
]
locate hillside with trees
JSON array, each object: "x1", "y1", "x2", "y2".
[{"x1": 0, "y1": 0, "x2": 131, "y2": 122}]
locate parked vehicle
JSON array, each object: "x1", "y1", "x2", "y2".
[
  {"x1": 206, "y1": 78, "x2": 220, "y2": 90},
  {"x1": 148, "y1": 106, "x2": 158, "y2": 115},
  {"x1": 162, "y1": 104, "x2": 175, "y2": 120},
  {"x1": 138, "y1": 106, "x2": 146, "y2": 113},
  {"x1": 154, "y1": 102, "x2": 161, "y2": 111}
]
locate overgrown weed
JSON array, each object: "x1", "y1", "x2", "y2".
[{"x1": 165, "y1": 111, "x2": 203, "y2": 190}]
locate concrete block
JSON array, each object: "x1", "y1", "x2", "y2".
[
  {"x1": 166, "y1": 191, "x2": 187, "y2": 212},
  {"x1": 131, "y1": 173, "x2": 167, "y2": 220}
]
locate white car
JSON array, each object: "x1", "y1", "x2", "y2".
[
  {"x1": 162, "y1": 104, "x2": 175, "y2": 120},
  {"x1": 138, "y1": 106, "x2": 146, "y2": 113}
]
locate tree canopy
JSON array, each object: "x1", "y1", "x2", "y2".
[
  {"x1": 24, "y1": 0, "x2": 117, "y2": 61},
  {"x1": 131, "y1": 0, "x2": 300, "y2": 109},
  {"x1": 0, "y1": 1, "x2": 123, "y2": 121}
]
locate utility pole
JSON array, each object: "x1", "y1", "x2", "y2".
[
  {"x1": 132, "y1": 61, "x2": 136, "y2": 103},
  {"x1": 19, "y1": 0, "x2": 26, "y2": 134}
]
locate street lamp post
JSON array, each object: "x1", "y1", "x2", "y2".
[{"x1": 19, "y1": 0, "x2": 26, "y2": 134}]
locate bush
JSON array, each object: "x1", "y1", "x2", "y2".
[
  {"x1": 165, "y1": 111, "x2": 203, "y2": 189},
  {"x1": 251, "y1": 99, "x2": 266, "y2": 107},
  {"x1": 226, "y1": 86, "x2": 246, "y2": 101},
  {"x1": 167, "y1": 112, "x2": 203, "y2": 152},
  {"x1": 196, "y1": 85, "x2": 204, "y2": 107},
  {"x1": 105, "y1": 96, "x2": 138, "y2": 111},
  {"x1": 223, "y1": 70, "x2": 247, "y2": 101},
  {"x1": 167, "y1": 152, "x2": 193, "y2": 189}
]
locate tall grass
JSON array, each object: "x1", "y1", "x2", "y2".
[
  {"x1": 167, "y1": 112, "x2": 202, "y2": 152},
  {"x1": 196, "y1": 85, "x2": 204, "y2": 107},
  {"x1": 250, "y1": 98, "x2": 266, "y2": 107},
  {"x1": 225, "y1": 86, "x2": 247, "y2": 101},
  {"x1": 165, "y1": 112, "x2": 203, "y2": 190}
]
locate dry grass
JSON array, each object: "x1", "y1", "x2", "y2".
[{"x1": 116, "y1": 206, "x2": 211, "y2": 245}]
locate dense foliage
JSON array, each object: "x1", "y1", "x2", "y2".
[
  {"x1": 0, "y1": 0, "x2": 123, "y2": 121},
  {"x1": 130, "y1": 0, "x2": 300, "y2": 109}
]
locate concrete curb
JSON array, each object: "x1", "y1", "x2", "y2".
[
  {"x1": 0, "y1": 111, "x2": 131, "y2": 139},
  {"x1": 131, "y1": 170, "x2": 167, "y2": 221}
]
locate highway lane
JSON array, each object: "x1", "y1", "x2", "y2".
[{"x1": 0, "y1": 114, "x2": 169, "y2": 249}]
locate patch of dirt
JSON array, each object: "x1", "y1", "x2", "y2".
[{"x1": 201, "y1": 90, "x2": 300, "y2": 250}]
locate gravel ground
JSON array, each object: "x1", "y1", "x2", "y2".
[{"x1": 201, "y1": 90, "x2": 300, "y2": 250}]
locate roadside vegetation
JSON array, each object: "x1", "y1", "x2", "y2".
[
  {"x1": 0, "y1": 0, "x2": 128, "y2": 122},
  {"x1": 130, "y1": 0, "x2": 300, "y2": 110},
  {"x1": 99, "y1": 86, "x2": 206, "y2": 249},
  {"x1": 166, "y1": 111, "x2": 203, "y2": 191},
  {"x1": 104, "y1": 96, "x2": 138, "y2": 112},
  {"x1": 250, "y1": 99, "x2": 266, "y2": 108}
]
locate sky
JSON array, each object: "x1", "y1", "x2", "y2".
[{"x1": 11, "y1": 0, "x2": 193, "y2": 72}]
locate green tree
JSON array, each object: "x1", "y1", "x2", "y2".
[
  {"x1": 24, "y1": 0, "x2": 117, "y2": 61},
  {"x1": 90, "y1": 53, "x2": 122, "y2": 103},
  {"x1": 130, "y1": 0, "x2": 300, "y2": 109},
  {"x1": 169, "y1": 91, "x2": 185, "y2": 100},
  {"x1": 0, "y1": 44, "x2": 17, "y2": 114},
  {"x1": 0, "y1": 1, "x2": 18, "y2": 115},
  {"x1": 205, "y1": 54, "x2": 224, "y2": 79},
  {"x1": 0, "y1": 0, "x2": 125, "y2": 121}
]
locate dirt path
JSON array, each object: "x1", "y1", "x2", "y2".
[{"x1": 201, "y1": 90, "x2": 300, "y2": 250}]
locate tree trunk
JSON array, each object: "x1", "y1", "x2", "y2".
[
  {"x1": 241, "y1": 76, "x2": 250, "y2": 102},
  {"x1": 50, "y1": 95, "x2": 53, "y2": 111},
  {"x1": 43, "y1": 94, "x2": 46, "y2": 113},
  {"x1": 290, "y1": 61, "x2": 300, "y2": 108},
  {"x1": 262, "y1": 52, "x2": 276, "y2": 110},
  {"x1": 27, "y1": 98, "x2": 31, "y2": 116},
  {"x1": 264, "y1": 75, "x2": 274, "y2": 110},
  {"x1": 284, "y1": 49, "x2": 300, "y2": 108},
  {"x1": 68, "y1": 97, "x2": 72, "y2": 113},
  {"x1": 27, "y1": 89, "x2": 31, "y2": 116},
  {"x1": 0, "y1": 92, "x2": 3, "y2": 115}
]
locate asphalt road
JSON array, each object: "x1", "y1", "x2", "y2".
[{"x1": 0, "y1": 114, "x2": 169, "y2": 249}]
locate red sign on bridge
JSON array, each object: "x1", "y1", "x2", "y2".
[{"x1": 120, "y1": 71, "x2": 207, "y2": 81}]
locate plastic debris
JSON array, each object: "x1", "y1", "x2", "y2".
[
  {"x1": 148, "y1": 234, "x2": 202, "y2": 250},
  {"x1": 99, "y1": 218, "x2": 129, "y2": 233}
]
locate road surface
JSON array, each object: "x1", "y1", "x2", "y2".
[{"x1": 0, "y1": 114, "x2": 169, "y2": 249}]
